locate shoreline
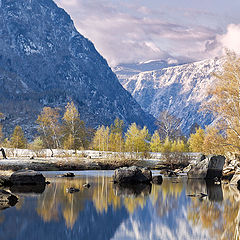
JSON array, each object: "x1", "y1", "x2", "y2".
[{"x1": 0, "y1": 158, "x2": 163, "y2": 172}]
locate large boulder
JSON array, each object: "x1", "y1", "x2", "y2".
[
  {"x1": 113, "y1": 166, "x2": 152, "y2": 184},
  {"x1": 152, "y1": 175, "x2": 163, "y2": 184},
  {"x1": 188, "y1": 155, "x2": 225, "y2": 179},
  {"x1": 9, "y1": 170, "x2": 46, "y2": 185}
]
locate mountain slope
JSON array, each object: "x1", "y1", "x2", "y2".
[
  {"x1": 0, "y1": 0, "x2": 154, "y2": 136},
  {"x1": 117, "y1": 58, "x2": 223, "y2": 135}
]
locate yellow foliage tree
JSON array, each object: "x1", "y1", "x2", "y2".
[
  {"x1": 109, "y1": 118, "x2": 124, "y2": 152},
  {"x1": 202, "y1": 126, "x2": 225, "y2": 154},
  {"x1": 36, "y1": 107, "x2": 61, "y2": 154},
  {"x1": 188, "y1": 127, "x2": 205, "y2": 152},
  {"x1": 161, "y1": 136, "x2": 172, "y2": 153},
  {"x1": 10, "y1": 125, "x2": 27, "y2": 149},
  {"x1": 62, "y1": 102, "x2": 87, "y2": 151},
  {"x1": 92, "y1": 125, "x2": 110, "y2": 151},
  {"x1": 125, "y1": 123, "x2": 149, "y2": 153},
  {"x1": 150, "y1": 130, "x2": 161, "y2": 152},
  {"x1": 202, "y1": 51, "x2": 240, "y2": 152},
  {"x1": 171, "y1": 139, "x2": 188, "y2": 152}
]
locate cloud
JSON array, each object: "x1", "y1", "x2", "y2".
[
  {"x1": 217, "y1": 24, "x2": 240, "y2": 54},
  {"x1": 54, "y1": 0, "x2": 231, "y2": 65}
]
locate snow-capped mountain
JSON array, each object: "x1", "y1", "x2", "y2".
[
  {"x1": 0, "y1": 0, "x2": 154, "y2": 136},
  {"x1": 117, "y1": 58, "x2": 224, "y2": 135}
]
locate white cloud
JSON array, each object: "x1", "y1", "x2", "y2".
[
  {"x1": 55, "y1": 0, "x2": 237, "y2": 65},
  {"x1": 217, "y1": 24, "x2": 240, "y2": 54}
]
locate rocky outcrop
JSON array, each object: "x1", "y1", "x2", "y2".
[
  {"x1": 9, "y1": 170, "x2": 46, "y2": 185},
  {"x1": 113, "y1": 166, "x2": 152, "y2": 184},
  {"x1": 188, "y1": 155, "x2": 225, "y2": 179}
]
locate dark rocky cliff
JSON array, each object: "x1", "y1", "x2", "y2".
[{"x1": 0, "y1": 0, "x2": 154, "y2": 136}]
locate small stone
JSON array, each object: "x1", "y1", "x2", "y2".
[
  {"x1": 66, "y1": 187, "x2": 79, "y2": 193},
  {"x1": 83, "y1": 183, "x2": 90, "y2": 188}
]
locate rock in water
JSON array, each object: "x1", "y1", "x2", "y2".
[
  {"x1": 0, "y1": 0, "x2": 154, "y2": 137},
  {"x1": 188, "y1": 155, "x2": 225, "y2": 179},
  {"x1": 61, "y1": 172, "x2": 75, "y2": 178},
  {"x1": 0, "y1": 190, "x2": 18, "y2": 209},
  {"x1": 152, "y1": 175, "x2": 163, "y2": 184},
  {"x1": 66, "y1": 187, "x2": 80, "y2": 193},
  {"x1": 9, "y1": 170, "x2": 46, "y2": 185},
  {"x1": 113, "y1": 166, "x2": 152, "y2": 184}
]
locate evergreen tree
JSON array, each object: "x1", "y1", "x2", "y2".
[{"x1": 10, "y1": 125, "x2": 27, "y2": 149}]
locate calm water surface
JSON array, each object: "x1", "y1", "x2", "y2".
[{"x1": 0, "y1": 170, "x2": 239, "y2": 240}]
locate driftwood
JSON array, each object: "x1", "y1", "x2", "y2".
[{"x1": 0, "y1": 148, "x2": 7, "y2": 159}]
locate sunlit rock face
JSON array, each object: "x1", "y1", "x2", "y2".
[
  {"x1": 117, "y1": 58, "x2": 224, "y2": 135},
  {"x1": 0, "y1": 0, "x2": 154, "y2": 136}
]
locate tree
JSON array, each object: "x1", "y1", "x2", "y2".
[
  {"x1": 161, "y1": 136, "x2": 172, "y2": 153},
  {"x1": 109, "y1": 118, "x2": 124, "y2": 152},
  {"x1": 202, "y1": 51, "x2": 240, "y2": 152},
  {"x1": 91, "y1": 126, "x2": 110, "y2": 151},
  {"x1": 171, "y1": 139, "x2": 188, "y2": 152},
  {"x1": 36, "y1": 107, "x2": 61, "y2": 155},
  {"x1": 125, "y1": 123, "x2": 150, "y2": 153},
  {"x1": 156, "y1": 110, "x2": 182, "y2": 141},
  {"x1": 150, "y1": 130, "x2": 162, "y2": 152},
  {"x1": 188, "y1": 127, "x2": 205, "y2": 152},
  {"x1": 62, "y1": 102, "x2": 87, "y2": 151},
  {"x1": 10, "y1": 126, "x2": 27, "y2": 149},
  {"x1": 202, "y1": 126, "x2": 225, "y2": 154}
]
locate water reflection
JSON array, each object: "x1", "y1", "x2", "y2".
[{"x1": 0, "y1": 172, "x2": 239, "y2": 239}]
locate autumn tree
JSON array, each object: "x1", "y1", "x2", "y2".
[
  {"x1": 202, "y1": 126, "x2": 225, "y2": 154},
  {"x1": 125, "y1": 123, "x2": 150, "y2": 153},
  {"x1": 62, "y1": 102, "x2": 88, "y2": 151},
  {"x1": 10, "y1": 125, "x2": 27, "y2": 149},
  {"x1": 171, "y1": 139, "x2": 188, "y2": 152},
  {"x1": 202, "y1": 51, "x2": 240, "y2": 152},
  {"x1": 36, "y1": 107, "x2": 61, "y2": 155},
  {"x1": 91, "y1": 125, "x2": 110, "y2": 151},
  {"x1": 161, "y1": 136, "x2": 172, "y2": 153},
  {"x1": 109, "y1": 118, "x2": 124, "y2": 152},
  {"x1": 188, "y1": 127, "x2": 205, "y2": 152},
  {"x1": 150, "y1": 130, "x2": 162, "y2": 152},
  {"x1": 156, "y1": 110, "x2": 182, "y2": 141}
]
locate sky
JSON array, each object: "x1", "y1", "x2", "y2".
[{"x1": 54, "y1": 0, "x2": 240, "y2": 66}]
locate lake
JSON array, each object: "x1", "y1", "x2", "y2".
[{"x1": 0, "y1": 170, "x2": 239, "y2": 240}]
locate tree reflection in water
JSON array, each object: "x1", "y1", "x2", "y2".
[
  {"x1": 187, "y1": 180, "x2": 240, "y2": 240},
  {"x1": 1, "y1": 171, "x2": 237, "y2": 239},
  {"x1": 35, "y1": 174, "x2": 186, "y2": 229}
]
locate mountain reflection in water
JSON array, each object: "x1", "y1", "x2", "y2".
[{"x1": 0, "y1": 171, "x2": 239, "y2": 240}]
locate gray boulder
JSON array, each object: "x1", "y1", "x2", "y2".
[
  {"x1": 9, "y1": 170, "x2": 46, "y2": 185},
  {"x1": 113, "y1": 166, "x2": 152, "y2": 184},
  {"x1": 188, "y1": 155, "x2": 225, "y2": 179}
]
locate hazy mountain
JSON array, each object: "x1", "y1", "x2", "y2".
[
  {"x1": 0, "y1": 0, "x2": 155, "y2": 136},
  {"x1": 117, "y1": 57, "x2": 223, "y2": 135}
]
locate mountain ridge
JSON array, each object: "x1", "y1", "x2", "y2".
[{"x1": 0, "y1": 0, "x2": 155, "y2": 137}]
